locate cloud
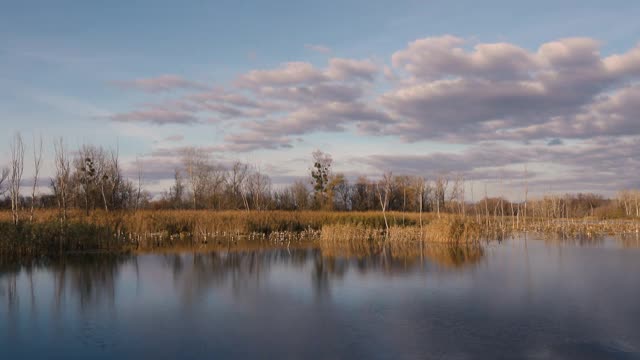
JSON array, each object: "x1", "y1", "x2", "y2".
[
  {"x1": 219, "y1": 132, "x2": 294, "y2": 152},
  {"x1": 237, "y1": 62, "x2": 326, "y2": 88},
  {"x1": 499, "y1": 84, "x2": 640, "y2": 140},
  {"x1": 110, "y1": 108, "x2": 200, "y2": 125},
  {"x1": 243, "y1": 101, "x2": 392, "y2": 138},
  {"x1": 106, "y1": 35, "x2": 640, "y2": 173},
  {"x1": 304, "y1": 44, "x2": 332, "y2": 54},
  {"x1": 164, "y1": 134, "x2": 184, "y2": 142},
  {"x1": 326, "y1": 58, "x2": 378, "y2": 81},
  {"x1": 547, "y1": 138, "x2": 564, "y2": 146},
  {"x1": 122, "y1": 156, "x2": 182, "y2": 183},
  {"x1": 358, "y1": 137, "x2": 640, "y2": 193},
  {"x1": 380, "y1": 37, "x2": 640, "y2": 142},
  {"x1": 111, "y1": 75, "x2": 208, "y2": 93},
  {"x1": 392, "y1": 35, "x2": 537, "y2": 80},
  {"x1": 257, "y1": 83, "x2": 364, "y2": 104}
]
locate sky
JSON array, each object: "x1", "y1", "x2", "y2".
[{"x1": 1, "y1": 0, "x2": 640, "y2": 198}]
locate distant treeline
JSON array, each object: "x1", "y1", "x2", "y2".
[{"x1": 1, "y1": 134, "x2": 639, "y2": 222}]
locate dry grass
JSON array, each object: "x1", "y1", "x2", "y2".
[
  {"x1": 1, "y1": 209, "x2": 639, "y2": 256},
  {"x1": 320, "y1": 216, "x2": 508, "y2": 244}
]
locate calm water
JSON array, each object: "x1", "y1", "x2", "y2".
[{"x1": 1, "y1": 236, "x2": 640, "y2": 359}]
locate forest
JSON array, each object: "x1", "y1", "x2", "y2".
[{"x1": 1, "y1": 133, "x2": 639, "y2": 223}]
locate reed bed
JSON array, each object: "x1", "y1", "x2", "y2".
[
  {"x1": 319, "y1": 236, "x2": 485, "y2": 269},
  {"x1": 1, "y1": 210, "x2": 639, "y2": 256},
  {"x1": 320, "y1": 216, "x2": 509, "y2": 244}
]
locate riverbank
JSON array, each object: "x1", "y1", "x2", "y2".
[{"x1": 1, "y1": 210, "x2": 639, "y2": 256}]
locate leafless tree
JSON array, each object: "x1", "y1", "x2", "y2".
[
  {"x1": 246, "y1": 168, "x2": 271, "y2": 211},
  {"x1": 524, "y1": 164, "x2": 529, "y2": 227},
  {"x1": 134, "y1": 156, "x2": 144, "y2": 212},
  {"x1": 434, "y1": 175, "x2": 448, "y2": 218},
  {"x1": 330, "y1": 173, "x2": 351, "y2": 211},
  {"x1": 9, "y1": 133, "x2": 25, "y2": 225},
  {"x1": 76, "y1": 145, "x2": 105, "y2": 214},
  {"x1": 376, "y1": 172, "x2": 393, "y2": 238},
  {"x1": 167, "y1": 168, "x2": 185, "y2": 208},
  {"x1": 0, "y1": 167, "x2": 8, "y2": 197},
  {"x1": 106, "y1": 147, "x2": 122, "y2": 212},
  {"x1": 290, "y1": 180, "x2": 310, "y2": 210},
  {"x1": 412, "y1": 176, "x2": 426, "y2": 235},
  {"x1": 181, "y1": 148, "x2": 225, "y2": 209},
  {"x1": 53, "y1": 138, "x2": 71, "y2": 222},
  {"x1": 30, "y1": 135, "x2": 43, "y2": 222},
  {"x1": 310, "y1": 150, "x2": 333, "y2": 209},
  {"x1": 449, "y1": 175, "x2": 465, "y2": 216},
  {"x1": 227, "y1": 161, "x2": 249, "y2": 210}
]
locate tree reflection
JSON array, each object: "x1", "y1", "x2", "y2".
[
  {"x1": 0, "y1": 242, "x2": 486, "y2": 312},
  {"x1": 0, "y1": 255, "x2": 129, "y2": 316}
]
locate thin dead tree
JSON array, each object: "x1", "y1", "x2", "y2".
[
  {"x1": 9, "y1": 133, "x2": 25, "y2": 225},
  {"x1": 30, "y1": 135, "x2": 43, "y2": 222},
  {"x1": 412, "y1": 176, "x2": 426, "y2": 237},
  {"x1": 134, "y1": 156, "x2": 144, "y2": 212},
  {"x1": 484, "y1": 183, "x2": 490, "y2": 228},
  {"x1": 228, "y1": 161, "x2": 249, "y2": 211},
  {"x1": 0, "y1": 167, "x2": 8, "y2": 198},
  {"x1": 376, "y1": 172, "x2": 393, "y2": 238},
  {"x1": 450, "y1": 175, "x2": 466, "y2": 217},
  {"x1": 470, "y1": 180, "x2": 478, "y2": 222},
  {"x1": 247, "y1": 167, "x2": 271, "y2": 211},
  {"x1": 434, "y1": 175, "x2": 448, "y2": 218},
  {"x1": 181, "y1": 147, "x2": 208, "y2": 210},
  {"x1": 509, "y1": 178, "x2": 516, "y2": 230},
  {"x1": 53, "y1": 138, "x2": 71, "y2": 223},
  {"x1": 524, "y1": 164, "x2": 529, "y2": 230}
]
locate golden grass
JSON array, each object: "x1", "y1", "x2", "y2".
[
  {"x1": 320, "y1": 216, "x2": 506, "y2": 244},
  {"x1": 1, "y1": 209, "x2": 639, "y2": 257}
]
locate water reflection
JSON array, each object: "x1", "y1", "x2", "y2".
[
  {"x1": 1, "y1": 237, "x2": 639, "y2": 359},
  {"x1": 0, "y1": 244, "x2": 485, "y2": 311}
]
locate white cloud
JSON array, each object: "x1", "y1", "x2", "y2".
[{"x1": 304, "y1": 44, "x2": 332, "y2": 54}]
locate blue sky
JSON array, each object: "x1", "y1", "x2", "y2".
[{"x1": 2, "y1": 1, "x2": 640, "y2": 196}]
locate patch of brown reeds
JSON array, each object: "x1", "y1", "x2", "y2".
[{"x1": 320, "y1": 216, "x2": 505, "y2": 245}]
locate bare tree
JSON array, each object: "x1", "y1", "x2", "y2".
[
  {"x1": 310, "y1": 150, "x2": 332, "y2": 209},
  {"x1": 76, "y1": 145, "x2": 103, "y2": 215},
  {"x1": 524, "y1": 164, "x2": 529, "y2": 228},
  {"x1": 9, "y1": 133, "x2": 25, "y2": 225},
  {"x1": 182, "y1": 147, "x2": 201, "y2": 209},
  {"x1": 290, "y1": 180, "x2": 310, "y2": 210},
  {"x1": 412, "y1": 176, "x2": 426, "y2": 235},
  {"x1": 246, "y1": 168, "x2": 271, "y2": 211},
  {"x1": 168, "y1": 168, "x2": 185, "y2": 208},
  {"x1": 53, "y1": 138, "x2": 71, "y2": 223},
  {"x1": 227, "y1": 161, "x2": 249, "y2": 210},
  {"x1": 134, "y1": 156, "x2": 144, "y2": 212},
  {"x1": 106, "y1": 147, "x2": 122, "y2": 212},
  {"x1": 449, "y1": 175, "x2": 465, "y2": 216},
  {"x1": 434, "y1": 175, "x2": 448, "y2": 218},
  {"x1": 30, "y1": 135, "x2": 43, "y2": 222},
  {"x1": 0, "y1": 167, "x2": 8, "y2": 197},
  {"x1": 181, "y1": 148, "x2": 225, "y2": 209},
  {"x1": 376, "y1": 172, "x2": 393, "y2": 238},
  {"x1": 330, "y1": 173, "x2": 350, "y2": 211}
]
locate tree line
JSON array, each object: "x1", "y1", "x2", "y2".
[{"x1": 1, "y1": 133, "x2": 639, "y2": 221}]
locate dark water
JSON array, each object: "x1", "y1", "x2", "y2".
[{"x1": 1, "y1": 236, "x2": 640, "y2": 359}]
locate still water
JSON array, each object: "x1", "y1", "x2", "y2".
[{"x1": 1, "y1": 236, "x2": 640, "y2": 359}]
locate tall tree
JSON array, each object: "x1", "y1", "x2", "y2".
[
  {"x1": 310, "y1": 150, "x2": 332, "y2": 209},
  {"x1": 0, "y1": 167, "x2": 8, "y2": 198},
  {"x1": 52, "y1": 138, "x2": 71, "y2": 222},
  {"x1": 376, "y1": 172, "x2": 393, "y2": 238},
  {"x1": 9, "y1": 133, "x2": 25, "y2": 225},
  {"x1": 30, "y1": 135, "x2": 43, "y2": 222}
]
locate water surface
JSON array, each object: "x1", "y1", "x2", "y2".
[{"x1": 1, "y1": 236, "x2": 640, "y2": 359}]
